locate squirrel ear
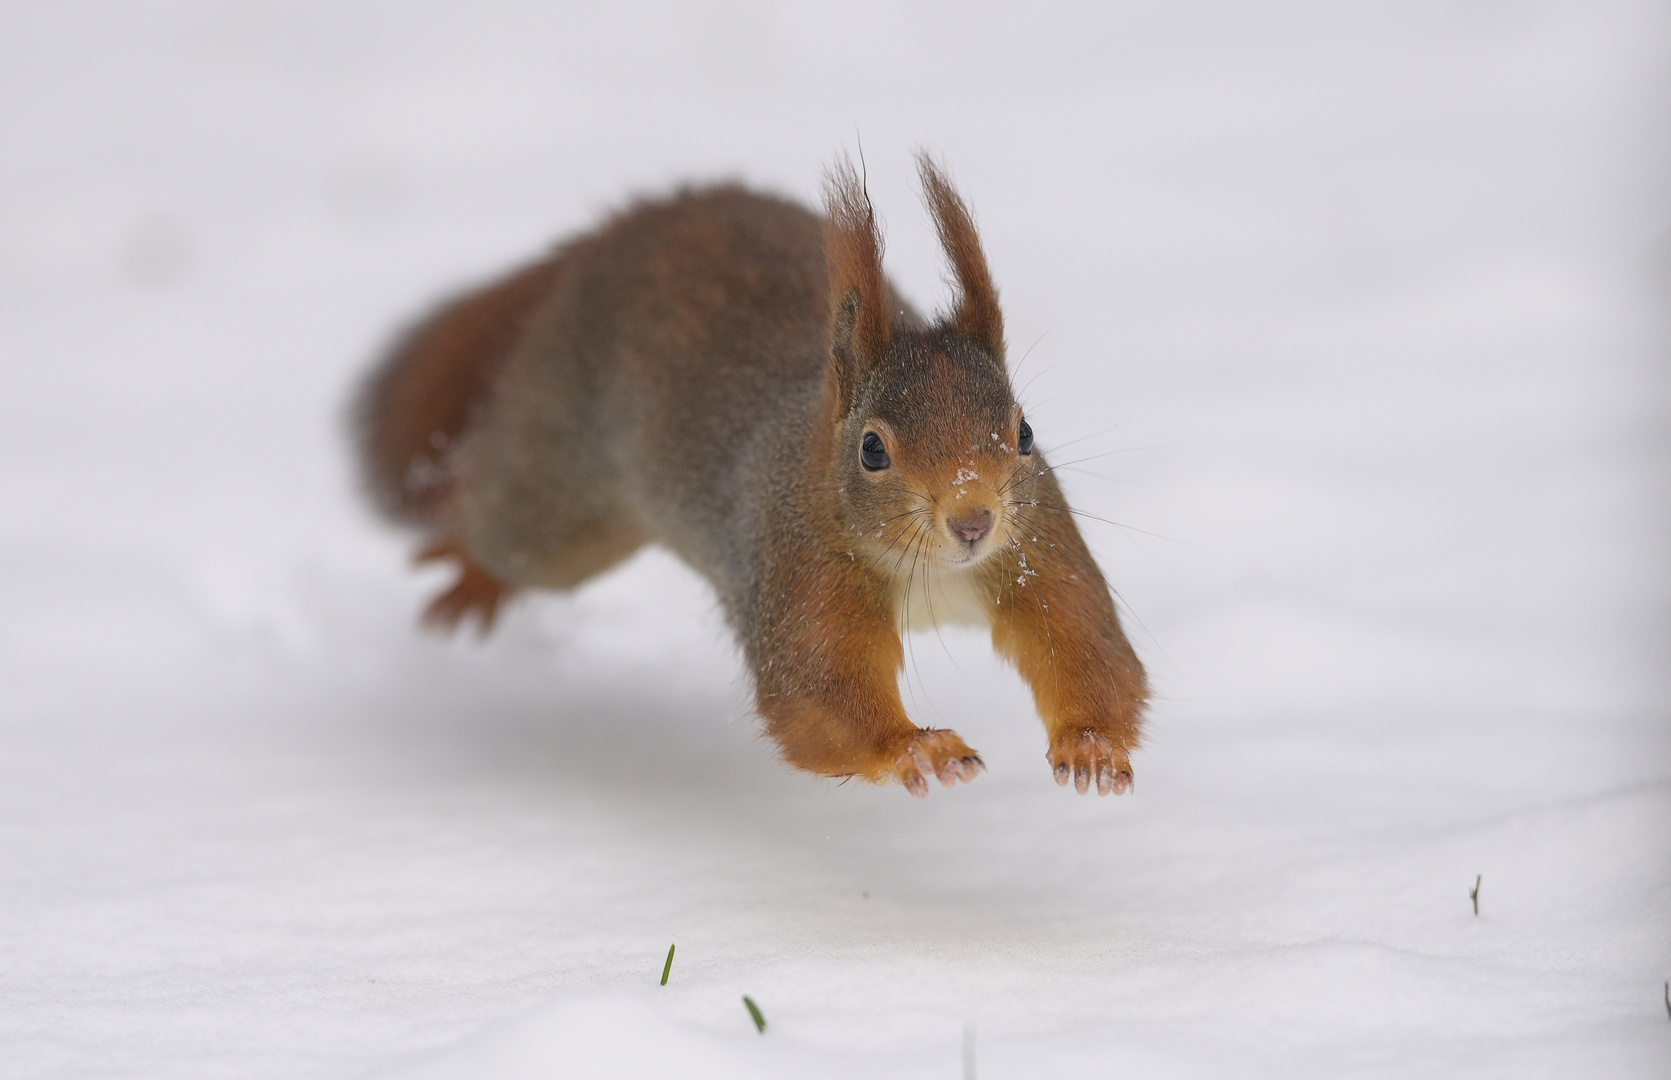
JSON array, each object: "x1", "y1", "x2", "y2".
[
  {"x1": 918, "y1": 154, "x2": 1004, "y2": 358},
  {"x1": 827, "y1": 288, "x2": 865, "y2": 407},
  {"x1": 824, "y1": 157, "x2": 891, "y2": 406}
]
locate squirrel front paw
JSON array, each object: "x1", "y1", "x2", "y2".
[
  {"x1": 1047, "y1": 729, "x2": 1133, "y2": 796},
  {"x1": 889, "y1": 729, "x2": 985, "y2": 798}
]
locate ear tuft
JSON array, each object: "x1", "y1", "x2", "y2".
[
  {"x1": 918, "y1": 154, "x2": 1004, "y2": 357},
  {"x1": 823, "y1": 157, "x2": 892, "y2": 402}
]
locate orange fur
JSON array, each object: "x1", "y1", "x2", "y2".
[
  {"x1": 986, "y1": 471, "x2": 1148, "y2": 794},
  {"x1": 748, "y1": 539, "x2": 984, "y2": 794}
]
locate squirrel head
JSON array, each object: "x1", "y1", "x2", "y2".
[{"x1": 822, "y1": 155, "x2": 1035, "y2": 577}]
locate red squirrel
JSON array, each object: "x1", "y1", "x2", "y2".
[{"x1": 353, "y1": 155, "x2": 1149, "y2": 797}]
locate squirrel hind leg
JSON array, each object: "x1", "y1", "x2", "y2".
[{"x1": 415, "y1": 540, "x2": 514, "y2": 636}]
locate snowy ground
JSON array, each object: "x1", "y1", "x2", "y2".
[{"x1": 2, "y1": 2, "x2": 1669, "y2": 1077}]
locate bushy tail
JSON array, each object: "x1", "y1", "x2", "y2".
[{"x1": 351, "y1": 253, "x2": 564, "y2": 525}]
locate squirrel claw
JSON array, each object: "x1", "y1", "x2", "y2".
[
  {"x1": 893, "y1": 729, "x2": 983, "y2": 797},
  {"x1": 1047, "y1": 730, "x2": 1133, "y2": 797},
  {"x1": 1093, "y1": 764, "x2": 1134, "y2": 796},
  {"x1": 936, "y1": 754, "x2": 984, "y2": 787}
]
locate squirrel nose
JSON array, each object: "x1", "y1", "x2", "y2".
[{"x1": 948, "y1": 509, "x2": 993, "y2": 545}]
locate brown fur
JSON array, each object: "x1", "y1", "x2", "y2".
[
  {"x1": 919, "y1": 156, "x2": 1004, "y2": 351},
  {"x1": 352, "y1": 157, "x2": 1149, "y2": 797},
  {"x1": 354, "y1": 254, "x2": 565, "y2": 524},
  {"x1": 822, "y1": 158, "x2": 893, "y2": 408}
]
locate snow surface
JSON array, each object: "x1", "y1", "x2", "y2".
[{"x1": 3, "y1": 2, "x2": 1669, "y2": 1077}]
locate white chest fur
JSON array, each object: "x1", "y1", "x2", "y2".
[{"x1": 893, "y1": 564, "x2": 992, "y2": 632}]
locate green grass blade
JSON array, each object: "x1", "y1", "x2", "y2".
[
  {"x1": 660, "y1": 943, "x2": 675, "y2": 986},
  {"x1": 742, "y1": 995, "x2": 766, "y2": 1033}
]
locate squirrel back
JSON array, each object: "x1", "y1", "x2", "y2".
[{"x1": 353, "y1": 157, "x2": 1149, "y2": 798}]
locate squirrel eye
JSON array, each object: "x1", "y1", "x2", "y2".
[
  {"x1": 1018, "y1": 418, "x2": 1034, "y2": 456},
  {"x1": 860, "y1": 431, "x2": 890, "y2": 471}
]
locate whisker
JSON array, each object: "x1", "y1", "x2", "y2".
[
  {"x1": 1038, "y1": 466, "x2": 1142, "y2": 489},
  {"x1": 873, "y1": 505, "x2": 932, "y2": 531},
  {"x1": 1012, "y1": 501, "x2": 1186, "y2": 544},
  {"x1": 1016, "y1": 362, "x2": 1061, "y2": 402},
  {"x1": 899, "y1": 524, "x2": 948, "y2": 725},
  {"x1": 1037, "y1": 425, "x2": 1121, "y2": 454},
  {"x1": 911, "y1": 522, "x2": 966, "y2": 676},
  {"x1": 1021, "y1": 449, "x2": 1155, "y2": 488},
  {"x1": 872, "y1": 516, "x2": 929, "y2": 569},
  {"x1": 887, "y1": 520, "x2": 929, "y2": 579},
  {"x1": 1008, "y1": 328, "x2": 1050, "y2": 382},
  {"x1": 997, "y1": 461, "x2": 1039, "y2": 497},
  {"x1": 1106, "y1": 581, "x2": 1179, "y2": 675},
  {"x1": 1003, "y1": 512, "x2": 1181, "y2": 677}
]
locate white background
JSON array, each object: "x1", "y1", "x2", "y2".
[{"x1": 2, "y1": 2, "x2": 1667, "y2": 1076}]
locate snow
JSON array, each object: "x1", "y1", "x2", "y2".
[{"x1": 2, "y1": 2, "x2": 1668, "y2": 1077}]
